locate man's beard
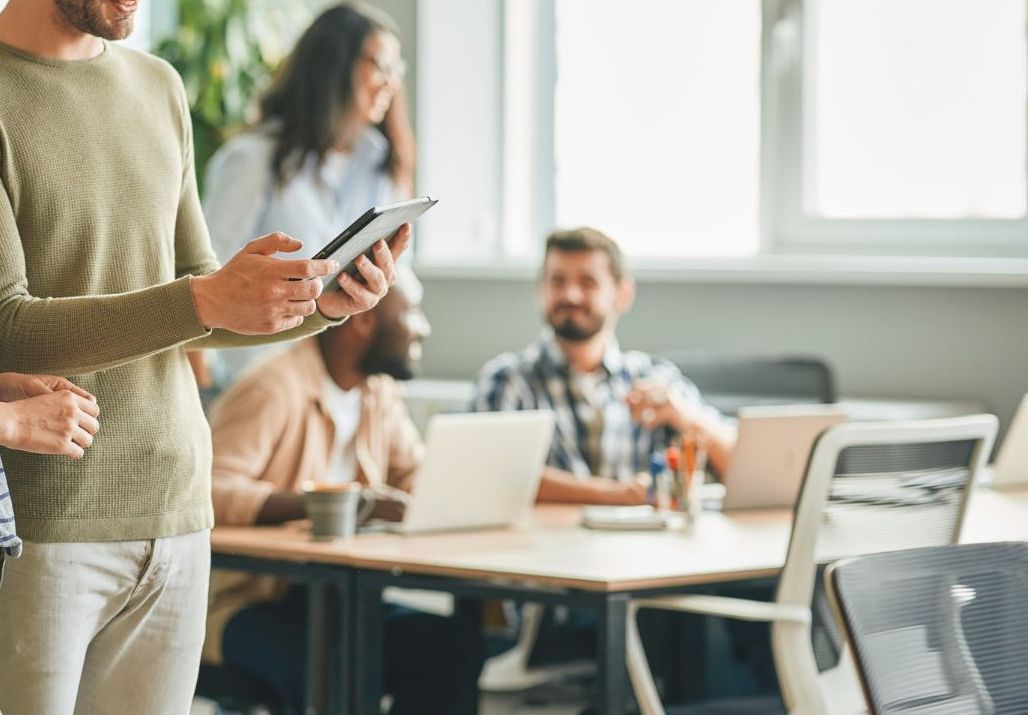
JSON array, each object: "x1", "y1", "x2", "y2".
[
  {"x1": 358, "y1": 326, "x2": 418, "y2": 381},
  {"x1": 54, "y1": 0, "x2": 135, "y2": 41},
  {"x1": 547, "y1": 308, "x2": 604, "y2": 343},
  {"x1": 359, "y1": 352, "x2": 417, "y2": 381}
]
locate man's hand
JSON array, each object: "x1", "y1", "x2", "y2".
[
  {"x1": 315, "y1": 225, "x2": 411, "y2": 320},
  {"x1": 368, "y1": 492, "x2": 410, "y2": 522},
  {"x1": 601, "y1": 475, "x2": 651, "y2": 506},
  {"x1": 626, "y1": 378, "x2": 700, "y2": 433},
  {"x1": 190, "y1": 233, "x2": 341, "y2": 334},
  {"x1": 536, "y1": 467, "x2": 650, "y2": 505},
  {"x1": 0, "y1": 372, "x2": 96, "y2": 403},
  {"x1": 0, "y1": 391, "x2": 100, "y2": 459}
]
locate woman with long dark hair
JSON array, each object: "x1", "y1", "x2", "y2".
[
  {"x1": 200, "y1": 7, "x2": 483, "y2": 714},
  {"x1": 203, "y1": 1, "x2": 415, "y2": 379}
]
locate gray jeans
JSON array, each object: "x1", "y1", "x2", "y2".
[{"x1": 0, "y1": 530, "x2": 210, "y2": 715}]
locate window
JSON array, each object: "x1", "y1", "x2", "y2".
[
  {"x1": 806, "y1": 0, "x2": 1026, "y2": 221},
  {"x1": 415, "y1": 0, "x2": 1028, "y2": 267},
  {"x1": 553, "y1": 0, "x2": 761, "y2": 258}
]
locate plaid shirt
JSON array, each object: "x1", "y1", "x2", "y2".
[
  {"x1": 0, "y1": 457, "x2": 22, "y2": 559},
  {"x1": 471, "y1": 332, "x2": 718, "y2": 482}
]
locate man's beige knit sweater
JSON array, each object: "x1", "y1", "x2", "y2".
[{"x1": 0, "y1": 40, "x2": 338, "y2": 542}]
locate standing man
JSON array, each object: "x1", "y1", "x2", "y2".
[
  {"x1": 0, "y1": 1, "x2": 406, "y2": 713},
  {"x1": 472, "y1": 227, "x2": 735, "y2": 504}
]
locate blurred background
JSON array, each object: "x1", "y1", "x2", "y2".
[{"x1": 23, "y1": 0, "x2": 1028, "y2": 438}]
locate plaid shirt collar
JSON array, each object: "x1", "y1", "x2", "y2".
[{"x1": 538, "y1": 329, "x2": 627, "y2": 378}]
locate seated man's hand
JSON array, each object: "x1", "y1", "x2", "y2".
[
  {"x1": 600, "y1": 473, "x2": 651, "y2": 506},
  {"x1": 0, "y1": 390, "x2": 100, "y2": 459},
  {"x1": 626, "y1": 378, "x2": 701, "y2": 434},
  {"x1": 368, "y1": 493, "x2": 410, "y2": 523},
  {"x1": 190, "y1": 232, "x2": 341, "y2": 334},
  {"x1": 315, "y1": 225, "x2": 411, "y2": 320}
]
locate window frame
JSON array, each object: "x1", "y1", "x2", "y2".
[
  {"x1": 413, "y1": 0, "x2": 1028, "y2": 272},
  {"x1": 766, "y1": 0, "x2": 1028, "y2": 259}
]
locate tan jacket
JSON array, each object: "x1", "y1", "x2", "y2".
[{"x1": 204, "y1": 338, "x2": 424, "y2": 662}]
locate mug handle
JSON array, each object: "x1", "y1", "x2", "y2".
[{"x1": 357, "y1": 489, "x2": 378, "y2": 524}]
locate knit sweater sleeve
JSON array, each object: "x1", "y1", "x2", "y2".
[{"x1": 0, "y1": 173, "x2": 212, "y2": 376}]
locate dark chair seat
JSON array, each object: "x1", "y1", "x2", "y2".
[
  {"x1": 666, "y1": 695, "x2": 787, "y2": 715},
  {"x1": 579, "y1": 694, "x2": 786, "y2": 715},
  {"x1": 195, "y1": 663, "x2": 283, "y2": 715}
]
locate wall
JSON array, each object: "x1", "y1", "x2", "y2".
[
  {"x1": 359, "y1": 0, "x2": 1028, "y2": 435},
  {"x1": 418, "y1": 276, "x2": 1028, "y2": 432}
]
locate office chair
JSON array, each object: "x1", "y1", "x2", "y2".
[
  {"x1": 662, "y1": 352, "x2": 836, "y2": 417},
  {"x1": 626, "y1": 414, "x2": 998, "y2": 715},
  {"x1": 827, "y1": 542, "x2": 1028, "y2": 714}
]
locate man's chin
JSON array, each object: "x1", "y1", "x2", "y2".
[
  {"x1": 54, "y1": 0, "x2": 136, "y2": 40},
  {"x1": 107, "y1": 21, "x2": 134, "y2": 40},
  {"x1": 369, "y1": 359, "x2": 418, "y2": 382},
  {"x1": 551, "y1": 322, "x2": 601, "y2": 343}
]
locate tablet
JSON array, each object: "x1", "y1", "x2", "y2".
[
  {"x1": 580, "y1": 505, "x2": 672, "y2": 530},
  {"x1": 313, "y1": 196, "x2": 437, "y2": 291}
]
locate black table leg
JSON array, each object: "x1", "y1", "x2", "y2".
[
  {"x1": 306, "y1": 581, "x2": 332, "y2": 714},
  {"x1": 353, "y1": 572, "x2": 386, "y2": 715},
  {"x1": 453, "y1": 596, "x2": 484, "y2": 715},
  {"x1": 597, "y1": 592, "x2": 630, "y2": 715},
  {"x1": 328, "y1": 575, "x2": 353, "y2": 714}
]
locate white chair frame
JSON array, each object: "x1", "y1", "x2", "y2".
[{"x1": 626, "y1": 414, "x2": 998, "y2": 715}]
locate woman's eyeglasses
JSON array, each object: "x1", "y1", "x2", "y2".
[{"x1": 363, "y1": 54, "x2": 407, "y2": 81}]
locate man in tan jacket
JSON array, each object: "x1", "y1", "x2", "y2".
[{"x1": 206, "y1": 269, "x2": 480, "y2": 715}]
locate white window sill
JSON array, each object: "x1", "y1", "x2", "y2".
[{"x1": 413, "y1": 255, "x2": 1028, "y2": 288}]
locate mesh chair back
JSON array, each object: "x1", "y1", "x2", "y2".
[
  {"x1": 662, "y1": 352, "x2": 836, "y2": 416},
  {"x1": 771, "y1": 415, "x2": 998, "y2": 712},
  {"x1": 814, "y1": 439, "x2": 977, "y2": 563},
  {"x1": 828, "y1": 542, "x2": 1028, "y2": 714},
  {"x1": 810, "y1": 439, "x2": 978, "y2": 671}
]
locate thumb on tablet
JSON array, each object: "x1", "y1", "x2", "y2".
[{"x1": 245, "y1": 232, "x2": 303, "y2": 257}]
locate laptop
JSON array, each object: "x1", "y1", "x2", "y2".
[
  {"x1": 391, "y1": 410, "x2": 555, "y2": 534},
  {"x1": 721, "y1": 404, "x2": 848, "y2": 510},
  {"x1": 993, "y1": 393, "x2": 1028, "y2": 489}
]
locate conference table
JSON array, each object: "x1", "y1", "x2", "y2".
[{"x1": 210, "y1": 485, "x2": 1028, "y2": 715}]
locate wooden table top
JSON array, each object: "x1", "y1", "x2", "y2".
[{"x1": 210, "y1": 487, "x2": 1028, "y2": 593}]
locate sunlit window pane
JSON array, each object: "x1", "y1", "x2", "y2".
[
  {"x1": 554, "y1": 0, "x2": 761, "y2": 257},
  {"x1": 808, "y1": 0, "x2": 1027, "y2": 219}
]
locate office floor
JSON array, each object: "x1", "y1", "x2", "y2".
[{"x1": 190, "y1": 692, "x2": 585, "y2": 714}]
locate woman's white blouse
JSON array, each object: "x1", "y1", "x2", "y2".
[{"x1": 202, "y1": 125, "x2": 401, "y2": 379}]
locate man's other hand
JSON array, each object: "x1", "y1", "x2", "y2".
[
  {"x1": 0, "y1": 372, "x2": 96, "y2": 404},
  {"x1": 0, "y1": 391, "x2": 100, "y2": 459}
]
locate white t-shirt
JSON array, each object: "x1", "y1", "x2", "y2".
[{"x1": 320, "y1": 376, "x2": 363, "y2": 485}]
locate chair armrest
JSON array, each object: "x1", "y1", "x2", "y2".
[{"x1": 630, "y1": 594, "x2": 811, "y2": 625}]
